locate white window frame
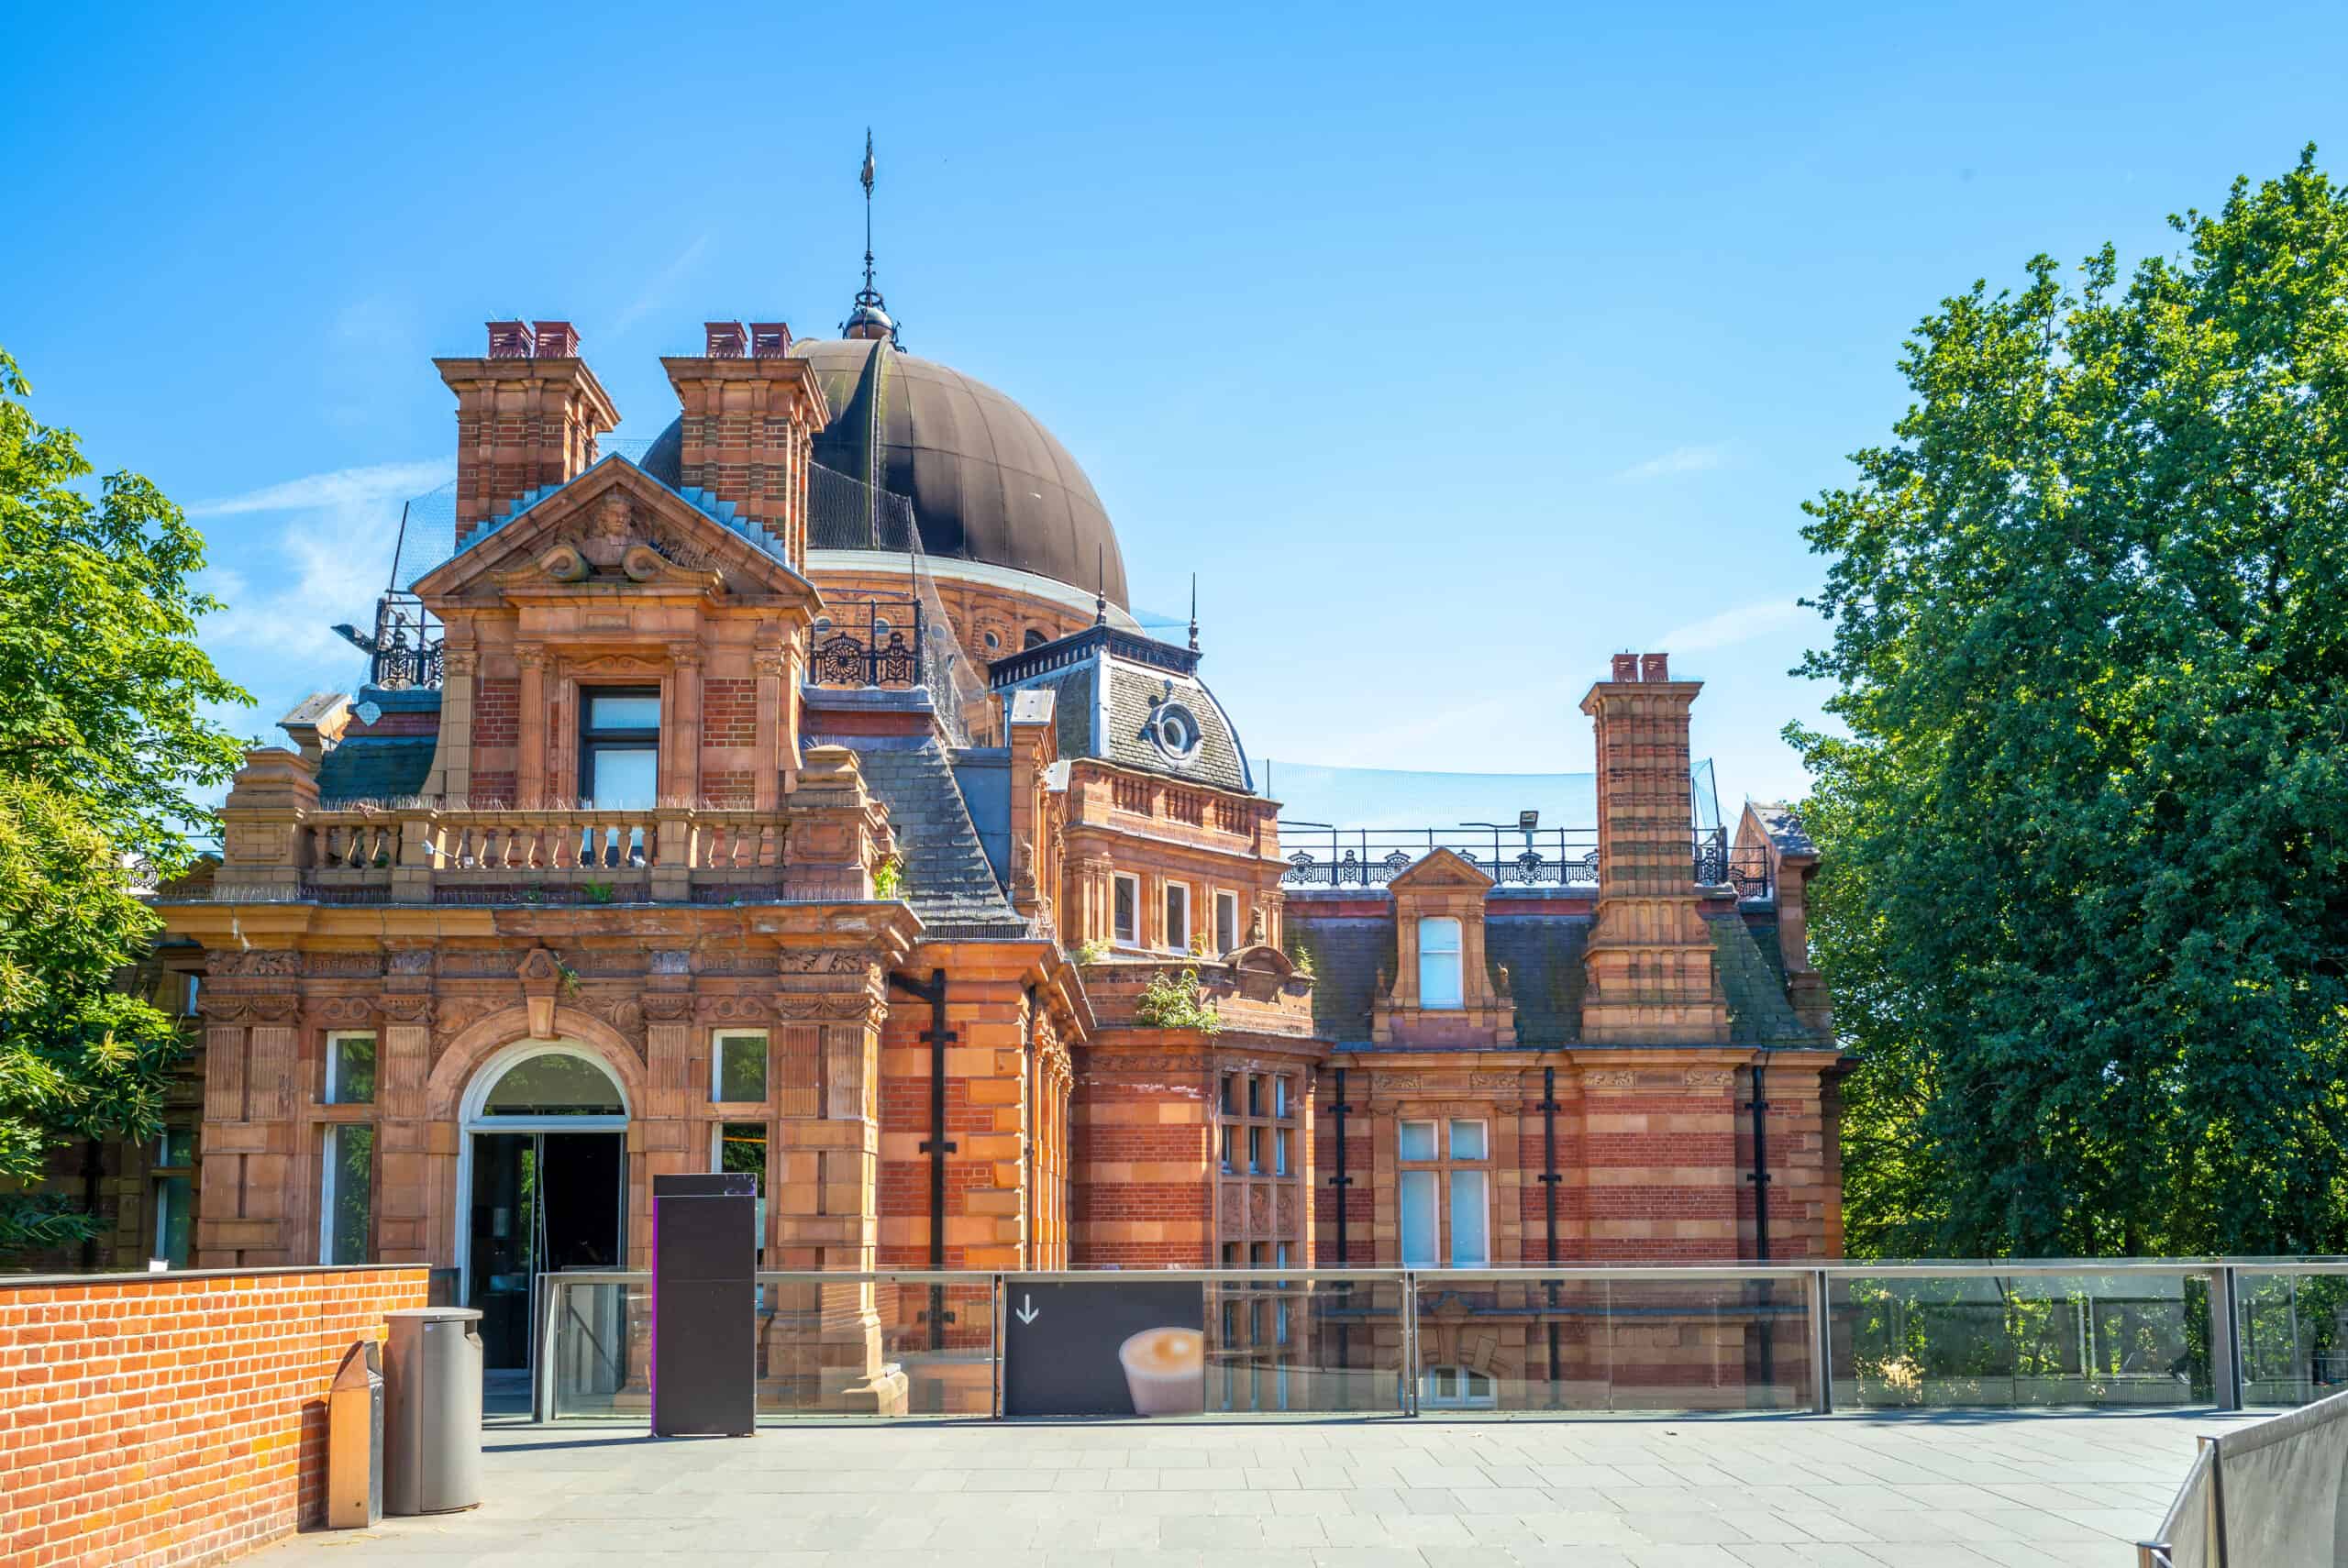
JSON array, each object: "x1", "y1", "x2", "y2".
[
  {"x1": 1113, "y1": 873, "x2": 1141, "y2": 945},
  {"x1": 1418, "y1": 916, "x2": 1464, "y2": 1010},
  {"x1": 318, "y1": 1122, "x2": 373, "y2": 1266},
  {"x1": 150, "y1": 1126, "x2": 194, "y2": 1268},
  {"x1": 1420, "y1": 1365, "x2": 1498, "y2": 1408},
  {"x1": 711, "y1": 1029, "x2": 770, "y2": 1104},
  {"x1": 324, "y1": 1030, "x2": 377, "y2": 1105},
  {"x1": 1165, "y1": 881, "x2": 1191, "y2": 953},
  {"x1": 1397, "y1": 1117, "x2": 1490, "y2": 1267},
  {"x1": 1214, "y1": 889, "x2": 1240, "y2": 955}
]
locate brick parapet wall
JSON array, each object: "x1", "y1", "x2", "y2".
[{"x1": 0, "y1": 1265, "x2": 430, "y2": 1568}]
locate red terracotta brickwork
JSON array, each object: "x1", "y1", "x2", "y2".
[
  {"x1": 0, "y1": 1265, "x2": 428, "y2": 1568},
  {"x1": 702, "y1": 678, "x2": 758, "y2": 747},
  {"x1": 472, "y1": 677, "x2": 518, "y2": 746},
  {"x1": 700, "y1": 769, "x2": 755, "y2": 807}
]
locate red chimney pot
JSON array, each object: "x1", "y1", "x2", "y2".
[
  {"x1": 748, "y1": 322, "x2": 792, "y2": 358},
  {"x1": 1611, "y1": 653, "x2": 1640, "y2": 682},
  {"x1": 1641, "y1": 653, "x2": 1670, "y2": 682},
  {"x1": 704, "y1": 321, "x2": 748, "y2": 358},
  {"x1": 486, "y1": 320, "x2": 534, "y2": 358},
  {"x1": 532, "y1": 320, "x2": 580, "y2": 359}
]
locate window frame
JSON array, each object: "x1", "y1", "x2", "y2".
[
  {"x1": 1417, "y1": 915, "x2": 1465, "y2": 1010},
  {"x1": 1112, "y1": 872, "x2": 1141, "y2": 945},
  {"x1": 710, "y1": 1029, "x2": 770, "y2": 1105},
  {"x1": 1396, "y1": 1116, "x2": 1491, "y2": 1267},
  {"x1": 324, "y1": 1030, "x2": 378, "y2": 1106},
  {"x1": 1214, "y1": 889, "x2": 1240, "y2": 955},
  {"x1": 577, "y1": 684, "x2": 661, "y2": 806},
  {"x1": 150, "y1": 1124, "x2": 195, "y2": 1268},
  {"x1": 319, "y1": 1122, "x2": 375, "y2": 1267},
  {"x1": 1164, "y1": 880, "x2": 1191, "y2": 953}
]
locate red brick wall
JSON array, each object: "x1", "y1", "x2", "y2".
[
  {"x1": 701, "y1": 769, "x2": 754, "y2": 808},
  {"x1": 473, "y1": 678, "x2": 518, "y2": 746},
  {"x1": 702, "y1": 679, "x2": 757, "y2": 748},
  {"x1": 0, "y1": 1265, "x2": 429, "y2": 1568}
]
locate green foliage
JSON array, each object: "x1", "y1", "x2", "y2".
[
  {"x1": 580, "y1": 880, "x2": 615, "y2": 905},
  {"x1": 1133, "y1": 965, "x2": 1222, "y2": 1034},
  {"x1": 0, "y1": 348, "x2": 249, "y2": 1255},
  {"x1": 870, "y1": 855, "x2": 903, "y2": 900},
  {"x1": 1791, "y1": 149, "x2": 2348, "y2": 1258},
  {"x1": 1072, "y1": 939, "x2": 1110, "y2": 966},
  {"x1": 1285, "y1": 943, "x2": 1317, "y2": 980}
]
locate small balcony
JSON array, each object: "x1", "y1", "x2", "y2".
[{"x1": 1277, "y1": 823, "x2": 1772, "y2": 899}]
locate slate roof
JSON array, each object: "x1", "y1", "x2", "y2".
[
  {"x1": 1290, "y1": 903, "x2": 1816, "y2": 1049},
  {"x1": 1707, "y1": 914, "x2": 1818, "y2": 1044},
  {"x1": 851, "y1": 742, "x2": 1027, "y2": 940},
  {"x1": 989, "y1": 626, "x2": 1252, "y2": 793},
  {"x1": 316, "y1": 689, "x2": 441, "y2": 804},
  {"x1": 1484, "y1": 916, "x2": 1589, "y2": 1047},
  {"x1": 1751, "y1": 802, "x2": 1817, "y2": 856}
]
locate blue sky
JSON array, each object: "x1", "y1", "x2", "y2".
[{"x1": 7, "y1": 0, "x2": 2345, "y2": 817}]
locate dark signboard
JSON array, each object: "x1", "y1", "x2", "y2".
[
  {"x1": 650, "y1": 1172, "x2": 757, "y2": 1438},
  {"x1": 1002, "y1": 1278, "x2": 1206, "y2": 1418}
]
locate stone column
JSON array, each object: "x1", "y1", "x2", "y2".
[{"x1": 515, "y1": 644, "x2": 548, "y2": 807}]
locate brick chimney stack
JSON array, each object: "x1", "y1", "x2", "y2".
[
  {"x1": 435, "y1": 320, "x2": 621, "y2": 530},
  {"x1": 661, "y1": 322, "x2": 828, "y2": 569},
  {"x1": 1578, "y1": 651, "x2": 1731, "y2": 1043}
]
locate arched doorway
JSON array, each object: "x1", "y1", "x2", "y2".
[{"x1": 457, "y1": 1043, "x2": 630, "y2": 1373}]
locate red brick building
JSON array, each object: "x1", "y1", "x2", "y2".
[{"x1": 51, "y1": 285, "x2": 1841, "y2": 1411}]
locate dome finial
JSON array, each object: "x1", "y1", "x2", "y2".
[
  {"x1": 1188, "y1": 574, "x2": 1199, "y2": 652},
  {"x1": 844, "y1": 128, "x2": 903, "y2": 348},
  {"x1": 1095, "y1": 545, "x2": 1108, "y2": 626}
]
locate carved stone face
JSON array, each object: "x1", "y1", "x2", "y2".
[{"x1": 581, "y1": 491, "x2": 634, "y2": 569}]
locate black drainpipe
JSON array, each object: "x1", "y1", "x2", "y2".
[
  {"x1": 1329, "y1": 1066, "x2": 1354, "y2": 1377},
  {"x1": 1746, "y1": 1056, "x2": 1774, "y2": 1394},
  {"x1": 1538, "y1": 1067, "x2": 1562, "y2": 1393},
  {"x1": 1024, "y1": 983, "x2": 1039, "y2": 1266},
  {"x1": 891, "y1": 967, "x2": 956, "y2": 1349}
]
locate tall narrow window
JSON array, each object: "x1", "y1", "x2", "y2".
[
  {"x1": 1165, "y1": 882, "x2": 1191, "y2": 952},
  {"x1": 716, "y1": 1121, "x2": 768, "y2": 1263},
  {"x1": 151, "y1": 1126, "x2": 195, "y2": 1268},
  {"x1": 321, "y1": 1124, "x2": 374, "y2": 1265},
  {"x1": 1397, "y1": 1117, "x2": 1488, "y2": 1266},
  {"x1": 1418, "y1": 917, "x2": 1464, "y2": 1009},
  {"x1": 1113, "y1": 874, "x2": 1140, "y2": 945},
  {"x1": 713, "y1": 1032, "x2": 768, "y2": 1103},
  {"x1": 1214, "y1": 890, "x2": 1240, "y2": 955},
  {"x1": 580, "y1": 688, "x2": 660, "y2": 808},
  {"x1": 325, "y1": 1032, "x2": 376, "y2": 1105}
]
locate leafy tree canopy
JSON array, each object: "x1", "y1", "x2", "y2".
[
  {"x1": 0, "y1": 348, "x2": 250, "y2": 1254},
  {"x1": 1794, "y1": 149, "x2": 2348, "y2": 1259}
]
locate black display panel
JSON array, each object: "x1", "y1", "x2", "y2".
[{"x1": 650, "y1": 1172, "x2": 757, "y2": 1437}]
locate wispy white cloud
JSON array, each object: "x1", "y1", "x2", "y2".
[
  {"x1": 194, "y1": 458, "x2": 450, "y2": 667},
  {"x1": 1653, "y1": 599, "x2": 1811, "y2": 656},
  {"x1": 186, "y1": 459, "x2": 450, "y2": 518},
  {"x1": 610, "y1": 233, "x2": 714, "y2": 337},
  {"x1": 1613, "y1": 444, "x2": 1727, "y2": 483}
]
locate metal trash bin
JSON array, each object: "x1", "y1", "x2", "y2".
[
  {"x1": 325, "y1": 1339, "x2": 383, "y2": 1528},
  {"x1": 384, "y1": 1306, "x2": 484, "y2": 1516}
]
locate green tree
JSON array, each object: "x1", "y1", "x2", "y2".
[
  {"x1": 0, "y1": 348, "x2": 250, "y2": 1255},
  {"x1": 1793, "y1": 149, "x2": 2348, "y2": 1260}
]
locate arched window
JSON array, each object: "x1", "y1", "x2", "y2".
[
  {"x1": 461, "y1": 1044, "x2": 629, "y2": 1127},
  {"x1": 1024, "y1": 628, "x2": 1048, "y2": 649},
  {"x1": 1418, "y1": 916, "x2": 1463, "y2": 1009}
]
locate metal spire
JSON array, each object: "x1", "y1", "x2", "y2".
[
  {"x1": 1187, "y1": 574, "x2": 1199, "y2": 652},
  {"x1": 860, "y1": 128, "x2": 877, "y2": 296},
  {"x1": 1095, "y1": 545, "x2": 1108, "y2": 626},
  {"x1": 843, "y1": 128, "x2": 902, "y2": 347}
]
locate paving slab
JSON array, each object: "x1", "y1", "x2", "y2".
[{"x1": 254, "y1": 1408, "x2": 2254, "y2": 1568}]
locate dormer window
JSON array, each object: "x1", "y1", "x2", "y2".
[
  {"x1": 1418, "y1": 917, "x2": 1463, "y2": 1010},
  {"x1": 581, "y1": 689, "x2": 659, "y2": 808}
]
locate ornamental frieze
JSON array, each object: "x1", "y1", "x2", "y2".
[
  {"x1": 209, "y1": 950, "x2": 299, "y2": 977},
  {"x1": 1580, "y1": 1069, "x2": 1639, "y2": 1089},
  {"x1": 694, "y1": 995, "x2": 769, "y2": 1024},
  {"x1": 387, "y1": 949, "x2": 434, "y2": 977},
  {"x1": 377, "y1": 995, "x2": 435, "y2": 1025},
  {"x1": 307, "y1": 996, "x2": 375, "y2": 1027},
  {"x1": 638, "y1": 993, "x2": 695, "y2": 1023},
  {"x1": 302, "y1": 953, "x2": 382, "y2": 977},
  {"x1": 778, "y1": 949, "x2": 870, "y2": 975},
  {"x1": 197, "y1": 993, "x2": 301, "y2": 1023},
  {"x1": 651, "y1": 950, "x2": 694, "y2": 976},
  {"x1": 1683, "y1": 1068, "x2": 1737, "y2": 1088}
]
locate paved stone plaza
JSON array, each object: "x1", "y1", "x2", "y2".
[{"x1": 260, "y1": 1408, "x2": 2251, "y2": 1567}]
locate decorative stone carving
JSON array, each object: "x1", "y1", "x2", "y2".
[
  {"x1": 517, "y1": 947, "x2": 564, "y2": 1039},
  {"x1": 309, "y1": 995, "x2": 375, "y2": 1026},
  {"x1": 1582, "y1": 1069, "x2": 1639, "y2": 1089},
  {"x1": 778, "y1": 949, "x2": 869, "y2": 974},
  {"x1": 578, "y1": 993, "x2": 647, "y2": 1041},
  {"x1": 211, "y1": 950, "x2": 299, "y2": 977},
  {"x1": 648, "y1": 950, "x2": 693, "y2": 976},
  {"x1": 695, "y1": 995, "x2": 767, "y2": 1024},
  {"x1": 640, "y1": 992, "x2": 696, "y2": 1022},
  {"x1": 198, "y1": 993, "x2": 300, "y2": 1023},
  {"x1": 387, "y1": 949, "x2": 434, "y2": 977},
  {"x1": 537, "y1": 542, "x2": 590, "y2": 582},
  {"x1": 1683, "y1": 1068, "x2": 1737, "y2": 1088},
  {"x1": 378, "y1": 994, "x2": 435, "y2": 1025},
  {"x1": 303, "y1": 953, "x2": 382, "y2": 977}
]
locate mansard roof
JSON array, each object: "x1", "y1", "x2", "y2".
[
  {"x1": 987, "y1": 624, "x2": 1252, "y2": 794},
  {"x1": 848, "y1": 740, "x2": 1026, "y2": 941}
]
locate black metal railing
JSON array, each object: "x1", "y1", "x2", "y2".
[
  {"x1": 1278, "y1": 823, "x2": 1774, "y2": 898},
  {"x1": 345, "y1": 591, "x2": 442, "y2": 690},
  {"x1": 807, "y1": 597, "x2": 925, "y2": 689}
]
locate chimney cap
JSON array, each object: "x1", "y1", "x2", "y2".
[
  {"x1": 704, "y1": 321, "x2": 748, "y2": 358},
  {"x1": 748, "y1": 322, "x2": 792, "y2": 358},
  {"x1": 1610, "y1": 653, "x2": 1640, "y2": 682},
  {"x1": 532, "y1": 320, "x2": 580, "y2": 359},
  {"x1": 1640, "y1": 652, "x2": 1670, "y2": 682},
  {"x1": 487, "y1": 320, "x2": 534, "y2": 358}
]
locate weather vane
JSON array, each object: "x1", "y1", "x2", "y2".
[{"x1": 843, "y1": 129, "x2": 903, "y2": 347}]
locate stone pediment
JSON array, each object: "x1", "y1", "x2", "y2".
[
  {"x1": 411, "y1": 457, "x2": 816, "y2": 606},
  {"x1": 1385, "y1": 845, "x2": 1494, "y2": 891}
]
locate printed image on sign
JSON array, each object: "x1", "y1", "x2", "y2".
[{"x1": 1002, "y1": 1279, "x2": 1206, "y2": 1417}]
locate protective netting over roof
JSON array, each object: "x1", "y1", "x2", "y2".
[{"x1": 1267, "y1": 759, "x2": 1721, "y2": 829}]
